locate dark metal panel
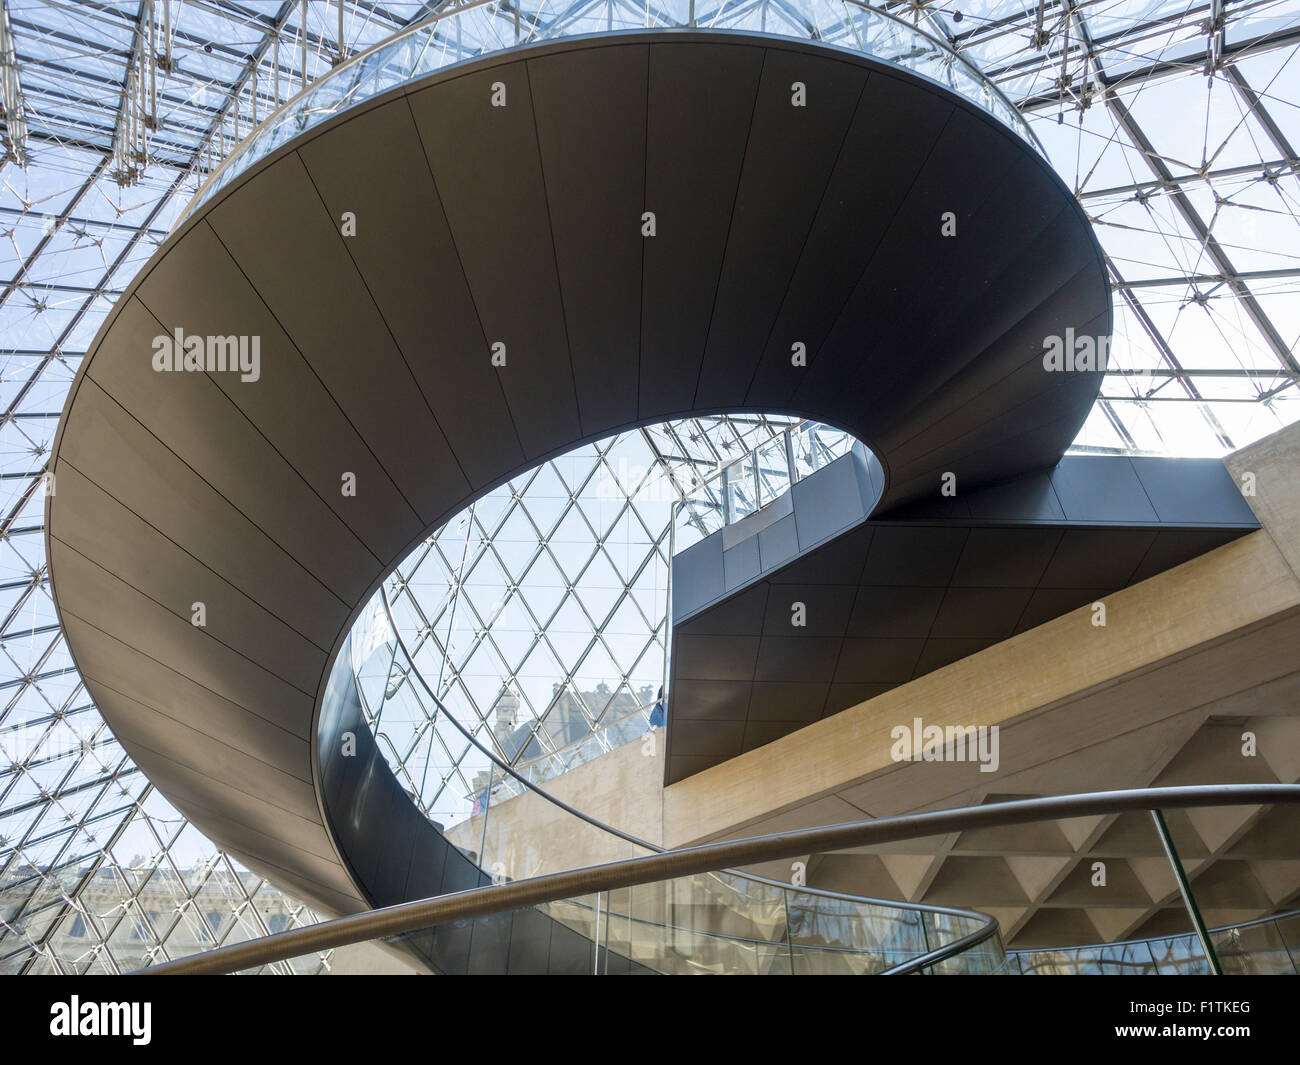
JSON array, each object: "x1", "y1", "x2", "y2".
[
  {"x1": 639, "y1": 41, "x2": 763, "y2": 416},
  {"x1": 53, "y1": 448, "x2": 342, "y2": 659},
  {"x1": 1050, "y1": 456, "x2": 1162, "y2": 523},
  {"x1": 1129, "y1": 457, "x2": 1260, "y2": 525},
  {"x1": 56, "y1": 612, "x2": 309, "y2": 777},
  {"x1": 949, "y1": 527, "x2": 1063, "y2": 588},
  {"x1": 872, "y1": 166, "x2": 1071, "y2": 413},
  {"x1": 529, "y1": 43, "x2": 648, "y2": 436},
  {"x1": 754, "y1": 635, "x2": 842, "y2": 682},
  {"x1": 693, "y1": 50, "x2": 867, "y2": 409},
  {"x1": 744, "y1": 70, "x2": 952, "y2": 410},
  {"x1": 789, "y1": 107, "x2": 1018, "y2": 433},
  {"x1": 860, "y1": 526, "x2": 969, "y2": 586},
  {"x1": 466, "y1": 913, "x2": 514, "y2": 974},
  {"x1": 53, "y1": 543, "x2": 315, "y2": 735},
  {"x1": 505, "y1": 907, "x2": 554, "y2": 974},
  {"x1": 295, "y1": 98, "x2": 526, "y2": 491},
  {"x1": 771, "y1": 524, "x2": 872, "y2": 585},
  {"x1": 757, "y1": 513, "x2": 799, "y2": 571},
  {"x1": 52, "y1": 465, "x2": 328, "y2": 691},
  {"x1": 930, "y1": 586, "x2": 1035, "y2": 639},
  {"x1": 546, "y1": 920, "x2": 595, "y2": 975},
  {"x1": 205, "y1": 154, "x2": 468, "y2": 530},
  {"x1": 1038, "y1": 528, "x2": 1159, "y2": 588},
  {"x1": 671, "y1": 633, "x2": 760, "y2": 681},
  {"x1": 669, "y1": 718, "x2": 747, "y2": 761},
  {"x1": 966, "y1": 471, "x2": 1066, "y2": 522},
  {"x1": 826, "y1": 682, "x2": 894, "y2": 714},
  {"x1": 71, "y1": 302, "x2": 373, "y2": 603},
  {"x1": 402, "y1": 835, "x2": 448, "y2": 906},
  {"x1": 1129, "y1": 528, "x2": 1247, "y2": 582},
  {"x1": 722, "y1": 534, "x2": 761, "y2": 590},
  {"x1": 406, "y1": 59, "x2": 581, "y2": 458},
  {"x1": 846, "y1": 585, "x2": 946, "y2": 639},
  {"x1": 761, "y1": 583, "x2": 856, "y2": 635},
  {"x1": 676, "y1": 582, "x2": 766, "y2": 637},
  {"x1": 85, "y1": 680, "x2": 318, "y2": 821},
  {"x1": 663, "y1": 678, "x2": 751, "y2": 720},
  {"x1": 1015, "y1": 587, "x2": 1109, "y2": 633},
  {"x1": 671, "y1": 534, "x2": 725, "y2": 617},
  {"x1": 833, "y1": 637, "x2": 926, "y2": 683},
  {"x1": 747, "y1": 682, "x2": 829, "y2": 722},
  {"x1": 913, "y1": 637, "x2": 999, "y2": 676},
  {"x1": 744, "y1": 719, "x2": 814, "y2": 751},
  {"x1": 882, "y1": 257, "x2": 1108, "y2": 483},
  {"x1": 789, "y1": 451, "x2": 872, "y2": 550},
  {"x1": 132, "y1": 225, "x2": 413, "y2": 581}
]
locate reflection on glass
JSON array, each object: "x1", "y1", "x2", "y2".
[{"x1": 345, "y1": 611, "x2": 1003, "y2": 974}]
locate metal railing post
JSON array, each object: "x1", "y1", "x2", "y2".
[{"x1": 1149, "y1": 808, "x2": 1223, "y2": 975}]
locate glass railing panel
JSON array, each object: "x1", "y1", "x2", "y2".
[
  {"x1": 1142, "y1": 932, "x2": 1212, "y2": 975},
  {"x1": 671, "y1": 421, "x2": 862, "y2": 558},
  {"x1": 1213, "y1": 918, "x2": 1299, "y2": 975},
  {"x1": 343, "y1": 587, "x2": 1002, "y2": 976},
  {"x1": 178, "y1": 1, "x2": 1041, "y2": 228},
  {"x1": 723, "y1": 452, "x2": 759, "y2": 523},
  {"x1": 1275, "y1": 912, "x2": 1300, "y2": 966}
]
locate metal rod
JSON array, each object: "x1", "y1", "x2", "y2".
[
  {"x1": 1149, "y1": 808, "x2": 1224, "y2": 975},
  {"x1": 300, "y1": 0, "x2": 307, "y2": 91},
  {"x1": 137, "y1": 784, "x2": 1299, "y2": 975}
]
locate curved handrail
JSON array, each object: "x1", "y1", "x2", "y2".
[
  {"x1": 136, "y1": 784, "x2": 1300, "y2": 974},
  {"x1": 175, "y1": 2, "x2": 1042, "y2": 227}
]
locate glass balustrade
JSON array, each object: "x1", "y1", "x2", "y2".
[
  {"x1": 1009, "y1": 911, "x2": 1300, "y2": 975},
  {"x1": 671, "y1": 420, "x2": 856, "y2": 555},
  {"x1": 342, "y1": 601, "x2": 1004, "y2": 974},
  {"x1": 177, "y1": 0, "x2": 1042, "y2": 229}
]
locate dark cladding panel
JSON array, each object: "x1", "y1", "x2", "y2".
[
  {"x1": 78, "y1": 297, "x2": 378, "y2": 600},
  {"x1": 52, "y1": 464, "x2": 329, "y2": 690},
  {"x1": 1129, "y1": 456, "x2": 1260, "y2": 526},
  {"x1": 406, "y1": 60, "x2": 582, "y2": 459},
  {"x1": 672, "y1": 534, "x2": 726, "y2": 618},
  {"x1": 206, "y1": 153, "x2": 468, "y2": 527},
  {"x1": 693, "y1": 50, "x2": 868, "y2": 409},
  {"x1": 789, "y1": 450, "x2": 873, "y2": 550},
  {"x1": 790, "y1": 107, "x2": 1019, "y2": 433},
  {"x1": 297, "y1": 98, "x2": 525, "y2": 490},
  {"x1": 723, "y1": 534, "x2": 761, "y2": 590},
  {"x1": 745, "y1": 71, "x2": 952, "y2": 410},
  {"x1": 529, "y1": 44, "x2": 648, "y2": 435},
  {"x1": 53, "y1": 390, "x2": 352, "y2": 642},
  {"x1": 51, "y1": 542, "x2": 315, "y2": 736},
  {"x1": 640, "y1": 41, "x2": 764, "y2": 416},
  {"x1": 1050, "y1": 455, "x2": 1161, "y2": 523}
]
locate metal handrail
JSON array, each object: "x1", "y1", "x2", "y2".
[{"x1": 136, "y1": 784, "x2": 1300, "y2": 974}]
